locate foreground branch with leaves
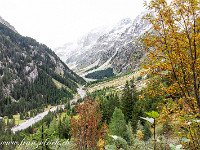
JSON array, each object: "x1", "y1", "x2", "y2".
[{"x1": 142, "y1": 0, "x2": 200, "y2": 149}]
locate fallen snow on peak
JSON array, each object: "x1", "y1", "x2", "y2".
[
  {"x1": 54, "y1": 11, "x2": 152, "y2": 73},
  {"x1": 53, "y1": 26, "x2": 111, "y2": 62}
]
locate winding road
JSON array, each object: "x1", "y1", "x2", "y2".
[
  {"x1": 70, "y1": 85, "x2": 86, "y2": 104},
  {"x1": 11, "y1": 85, "x2": 86, "y2": 133}
]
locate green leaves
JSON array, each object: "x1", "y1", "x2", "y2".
[
  {"x1": 145, "y1": 111, "x2": 159, "y2": 119},
  {"x1": 141, "y1": 111, "x2": 159, "y2": 124}
]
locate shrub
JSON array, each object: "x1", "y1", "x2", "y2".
[
  {"x1": 115, "y1": 137, "x2": 128, "y2": 150},
  {"x1": 105, "y1": 145, "x2": 116, "y2": 150}
]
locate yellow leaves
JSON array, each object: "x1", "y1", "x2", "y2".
[
  {"x1": 142, "y1": 1, "x2": 200, "y2": 149},
  {"x1": 98, "y1": 138, "x2": 105, "y2": 149},
  {"x1": 142, "y1": 0, "x2": 200, "y2": 100},
  {"x1": 136, "y1": 130, "x2": 144, "y2": 141}
]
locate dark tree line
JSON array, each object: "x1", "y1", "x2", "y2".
[
  {"x1": 0, "y1": 22, "x2": 85, "y2": 116},
  {"x1": 85, "y1": 68, "x2": 114, "y2": 79}
]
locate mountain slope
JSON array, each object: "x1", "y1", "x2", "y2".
[
  {"x1": 54, "y1": 26, "x2": 109, "y2": 64},
  {"x1": 0, "y1": 20, "x2": 85, "y2": 116},
  {"x1": 0, "y1": 16, "x2": 17, "y2": 33},
  {"x1": 54, "y1": 12, "x2": 150, "y2": 75}
]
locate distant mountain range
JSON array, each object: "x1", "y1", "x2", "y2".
[
  {"x1": 54, "y1": 11, "x2": 151, "y2": 75},
  {"x1": 0, "y1": 17, "x2": 85, "y2": 116}
]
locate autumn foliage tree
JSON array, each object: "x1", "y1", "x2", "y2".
[
  {"x1": 70, "y1": 99, "x2": 107, "y2": 150},
  {"x1": 142, "y1": 0, "x2": 200, "y2": 149},
  {"x1": 142, "y1": 0, "x2": 200, "y2": 113}
]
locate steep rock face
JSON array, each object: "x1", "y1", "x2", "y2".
[
  {"x1": 0, "y1": 21, "x2": 85, "y2": 115},
  {"x1": 54, "y1": 12, "x2": 151, "y2": 74}
]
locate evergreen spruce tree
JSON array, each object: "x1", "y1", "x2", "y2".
[
  {"x1": 131, "y1": 104, "x2": 144, "y2": 132},
  {"x1": 58, "y1": 118, "x2": 63, "y2": 139},
  {"x1": 0, "y1": 119, "x2": 5, "y2": 134},
  {"x1": 6, "y1": 119, "x2": 9, "y2": 127},
  {"x1": 109, "y1": 108, "x2": 127, "y2": 139},
  {"x1": 136, "y1": 120, "x2": 144, "y2": 133},
  {"x1": 20, "y1": 113, "x2": 24, "y2": 120},
  {"x1": 101, "y1": 93, "x2": 120, "y2": 124},
  {"x1": 30, "y1": 111, "x2": 33, "y2": 117},
  {"x1": 12, "y1": 118, "x2": 15, "y2": 127},
  {"x1": 48, "y1": 117, "x2": 58, "y2": 134},
  {"x1": 143, "y1": 122, "x2": 152, "y2": 141},
  {"x1": 62, "y1": 115, "x2": 71, "y2": 139},
  {"x1": 113, "y1": 94, "x2": 120, "y2": 108},
  {"x1": 125, "y1": 122, "x2": 134, "y2": 145},
  {"x1": 121, "y1": 78, "x2": 138, "y2": 122},
  {"x1": 121, "y1": 81, "x2": 132, "y2": 122},
  {"x1": 25, "y1": 120, "x2": 56, "y2": 149}
]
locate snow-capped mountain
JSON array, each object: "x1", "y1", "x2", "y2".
[
  {"x1": 54, "y1": 26, "x2": 110, "y2": 64},
  {"x1": 54, "y1": 11, "x2": 151, "y2": 74}
]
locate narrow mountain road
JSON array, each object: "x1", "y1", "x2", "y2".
[
  {"x1": 11, "y1": 105, "x2": 64, "y2": 133},
  {"x1": 70, "y1": 85, "x2": 86, "y2": 104},
  {"x1": 11, "y1": 85, "x2": 86, "y2": 133}
]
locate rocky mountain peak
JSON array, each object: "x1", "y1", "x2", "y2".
[
  {"x1": 54, "y1": 11, "x2": 151, "y2": 75},
  {"x1": 118, "y1": 18, "x2": 132, "y2": 26}
]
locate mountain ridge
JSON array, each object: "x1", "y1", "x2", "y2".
[
  {"x1": 0, "y1": 16, "x2": 18, "y2": 33},
  {"x1": 0, "y1": 21, "x2": 85, "y2": 116},
  {"x1": 54, "y1": 11, "x2": 151, "y2": 75}
]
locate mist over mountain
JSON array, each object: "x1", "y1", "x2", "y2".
[
  {"x1": 54, "y1": 26, "x2": 110, "y2": 64},
  {"x1": 54, "y1": 11, "x2": 151, "y2": 75}
]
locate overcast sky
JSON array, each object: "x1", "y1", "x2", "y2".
[{"x1": 0, "y1": 0, "x2": 149, "y2": 49}]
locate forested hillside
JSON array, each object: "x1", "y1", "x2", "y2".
[
  {"x1": 0, "y1": 0, "x2": 200, "y2": 150},
  {"x1": 0, "y1": 22, "x2": 85, "y2": 116},
  {"x1": 85, "y1": 68, "x2": 114, "y2": 79}
]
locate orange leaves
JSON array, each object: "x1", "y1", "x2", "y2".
[
  {"x1": 142, "y1": 0, "x2": 200, "y2": 112},
  {"x1": 70, "y1": 99, "x2": 107, "y2": 149},
  {"x1": 142, "y1": 0, "x2": 200, "y2": 148}
]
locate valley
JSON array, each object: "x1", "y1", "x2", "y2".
[
  {"x1": 11, "y1": 85, "x2": 86, "y2": 133},
  {"x1": 10, "y1": 67, "x2": 145, "y2": 134},
  {"x1": 0, "y1": 1, "x2": 200, "y2": 149},
  {"x1": 86, "y1": 70, "x2": 143, "y2": 93}
]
